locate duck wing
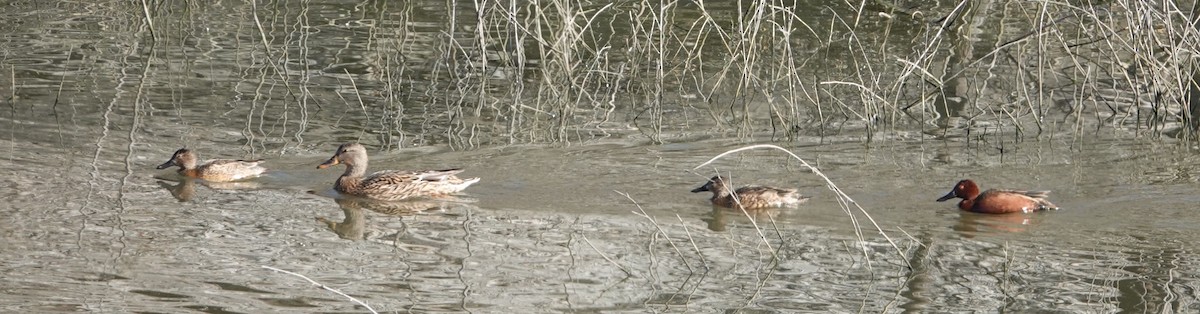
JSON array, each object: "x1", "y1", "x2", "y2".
[
  {"x1": 357, "y1": 169, "x2": 478, "y2": 201},
  {"x1": 990, "y1": 188, "x2": 1051, "y2": 199},
  {"x1": 198, "y1": 159, "x2": 267, "y2": 181},
  {"x1": 737, "y1": 186, "x2": 802, "y2": 197},
  {"x1": 981, "y1": 189, "x2": 1058, "y2": 211},
  {"x1": 363, "y1": 169, "x2": 464, "y2": 182},
  {"x1": 734, "y1": 185, "x2": 809, "y2": 207}
]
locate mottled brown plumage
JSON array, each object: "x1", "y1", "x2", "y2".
[
  {"x1": 691, "y1": 176, "x2": 809, "y2": 209},
  {"x1": 156, "y1": 148, "x2": 266, "y2": 182},
  {"x1": 317, "y1": 143, "x2": 479, "y2": 201}
]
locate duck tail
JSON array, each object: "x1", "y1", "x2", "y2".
[
  {"x1": 1039, "y1": 199, "x2": 1059, "y2": 211},
  {"x1": 448, "y1": 177, "x2": 481, "y2": 192},
  {"x1": 1023, "y1": 190, "x2": 1051, "y2": 199}
]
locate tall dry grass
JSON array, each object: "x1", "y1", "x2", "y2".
[
  {"x1": 340, "y1": 0, "x2": 1200, "y2": 144},
  {"x1": 121, "y1": 0, "x2": 1200, "y2": 146}
]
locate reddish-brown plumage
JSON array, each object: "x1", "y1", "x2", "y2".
[{"x1": 937, "y1": 179, "x2": 1058, "y2": 214}]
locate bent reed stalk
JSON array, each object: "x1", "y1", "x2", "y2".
[
  {"x1": 693, "y1": 144, "x2": 910, "y2": 267},
  {"x1": 262, "y1": 266, "x2": 378, "y2": 313}
]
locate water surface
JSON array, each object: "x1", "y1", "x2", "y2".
[{"x1": 2, "y1": 1, "x2": 1199, "y2": 313}]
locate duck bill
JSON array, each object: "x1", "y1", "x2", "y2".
[
  {"x1": 156, "y1": 160, "x2": 175, "y2": 170},
  {"x1": 690, "y1": 184, "x2": 710, "y2": 193},
  {"x1": 317, "y1": 156, "x2": 340, "y2": 169},
  {"x1": 936, "y1": 190, "x2": 957, "y2": 202}
]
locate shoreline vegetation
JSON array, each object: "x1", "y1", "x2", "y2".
[
  {"x1": 11, "y1": 1, "x2": 1197, "y2": 147},
  {"x1": 138, "y1": 0, "x2": 1200, "y2": 146}
]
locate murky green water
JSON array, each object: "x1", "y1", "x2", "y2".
[{"x1": 3, "y1": 1, "x2": 1200, "y2": 313}]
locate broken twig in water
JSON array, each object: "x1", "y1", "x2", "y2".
[{"x1": 262, "y1": 265, "x2": 378, "y2": 314}]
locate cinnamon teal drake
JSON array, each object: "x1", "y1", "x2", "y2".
[
  {"x1": 156, "y1": 148, "x2": 266, "y2": 182},
  {"x1": 691, "y1": 176, "x2": 809, "y2": 209},
  {"x1": 937, "y1": 179, "x2": 1058, "y2": 214},
  {"x1": 317, "y1": 143, "x2": 480, "y2": 201}
]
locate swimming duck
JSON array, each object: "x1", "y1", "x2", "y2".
[
  {"x1": 936, "y1": 179, "x2": 1058, "y2": 214},
  {"x1": 317, "y1": 143, "x2": 480, "y2": 201},
  {"x1": 691, "y1": 176, "x2": 809, "y2": 209},
  {"x1": 156, "y1": 148, "x2": 266, "y2": 182}
]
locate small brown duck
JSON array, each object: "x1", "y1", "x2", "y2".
[
  {"x1": 937, "y1": 179, "x2": 1058, "y2": 214},
  {"x1": 317, "y1": 143, "x2": 480, "y2": 201},
  {"x1": 691, "y1": 176, "x2": 809, "y2": 209},
  {"x1": 156, "y1": 148, "x2": 266, "y2": 182}
]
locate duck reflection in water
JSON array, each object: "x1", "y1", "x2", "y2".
[
  {"x1": 953, "y1": 211, "x2": 1039, "y2": 236},
  {"x1": 315, "y1": 193, "x2": 474, "y2": 240},
  {"x1": 702, "y1": 206, "x2": 781, "y2": 232},
  {"x1": 156, "y1": 177, "x2": 262, "y2": 202},
  {"x1": 317, "y1": 199, "x2": 370, "y2": 241}
]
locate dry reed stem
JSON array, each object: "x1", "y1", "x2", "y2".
[
  {"x1": 580, "y1": 234, "x2": 633, "y2": 277},
  {"x1": 620, "y1": 190, "x2": 695, "y2": 273},
  {"x1": 342, "y1": 68, "x2": 372, "y2": 143},
  {"x1": 740, "y1": 216, "x2": 784, "y2": 311},
  {"x1": 675, "y1": 214, "x2": 710, "y2": 270},
  {"x1": 693, "y1": 144, "x2": 910, "y2": 268},
  {"x1": 321, "y1": 0, "x2": 1200, "y2": 144},
  {"x1": 138, "y1": 0, "x2": 155, "y2": 38},
  {"x1": 262, "y1": 265, "x2": 377, "y2": 313}
]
